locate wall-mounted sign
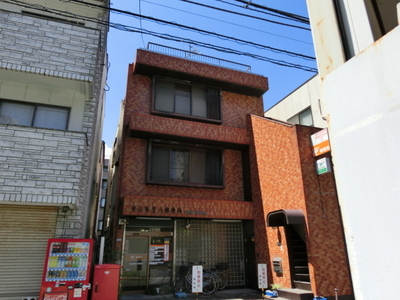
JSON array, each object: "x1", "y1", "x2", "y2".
[
  {"x1": 132, "y1": 206, "x2": 183, "y2": 214},
  {"x1": 316, "y1": 157, "x2": 332, "y2": 175},
  {"x1": 311, "y1": 128, "x2": 330, "y2": 157}
]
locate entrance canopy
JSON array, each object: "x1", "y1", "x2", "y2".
[{"x1": 267, "y1": 209, "x2": 305, "y2": 227}]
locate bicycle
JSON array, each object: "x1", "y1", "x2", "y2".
[
  {"x1": 210, "y1": 264, "x2": 228, "y2": 290},
  {"x1": 173, "y1": 264, "x2": 190, "y2": 293},
  {"x1": 184, "y1": 263, "x2": 218, "y2": 295}
]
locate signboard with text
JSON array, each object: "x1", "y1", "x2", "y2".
[
  {"x1": 257, "y1": 263, "x2": 268, "y2": 289},
  {"x1": 311, "y1": 128, "x2": 330, "y2": 157},
  {"x1": 192, "y1": 265, "x2": 203, "y2": 293}
]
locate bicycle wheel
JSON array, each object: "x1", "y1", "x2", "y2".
[
  {"x1": 173, "y1": 274, "x2": 185, "y2": 293},
  {"x1": 202, "y1": 274, "x2": 217, "y2": 295},
  {"x1": 184, "y1": 273, "x2": 192, "y2": 293},
  {"x1": 216, "y1": 271, "x2": 228, "y2": 289}
]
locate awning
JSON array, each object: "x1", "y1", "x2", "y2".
[{"x1": 267, "y1": 209, "x2": 305, "y2": 227}]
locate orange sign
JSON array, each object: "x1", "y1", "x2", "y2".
[{"x1": 311, "y1": 128, "x2": 330, "y2": 157}]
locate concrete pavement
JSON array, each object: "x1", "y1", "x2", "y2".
[{"x1": 121, "y1": 288, "x2": 269, "y2": 300}]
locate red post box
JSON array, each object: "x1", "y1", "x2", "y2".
[{"x1": 91, "y1": 264, "x2": 121, "y2": 300}]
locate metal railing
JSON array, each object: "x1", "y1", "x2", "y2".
[{"x1": 147, "y1": 43, "x2": 251, "y2": 72}]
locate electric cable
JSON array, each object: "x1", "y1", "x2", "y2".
[
  {"x1": 60, "y1": 0, "x2": 315, "y2": 61},
  {"x1": 1, "y1": 0, "x2": 317, "y2": 72},
  {"x1": 138, "y1": 0, "x2": 146, "y2": 48},
  {"x1": 142, "y1": 0, "x2": 313, "y2": 45},
  {"x1": 232, "y1": 0, "x2": 309, "y2": 23},
  {"x1": 178, "y1": 0, "x2": 310, "y2": 31},
  {"x1": 216, "y1": 0, "x2": 309, "y2": 25}
]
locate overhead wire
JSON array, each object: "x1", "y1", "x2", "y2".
[
  {"x1": 141, "y1": 0, "x2": 313, "y2": 45},
  {"x1": 138, "y1": 0, "x2": 146, "y2": 48},
  {"x1": 178, "y1": 0, "x2": 310, "y2": 31},
  {"x1": 1, "y1": 0, "x2": 317, "y2": 72},
  {"x1": 232, "y1": 0, "x2": 309, "y2": 24},
  {"x1": 60, "y1": 0, "x2": 315, "y2": 61}
]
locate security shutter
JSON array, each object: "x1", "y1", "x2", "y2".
[{"x1": 0, "y1": 205, "x2": 58, "y2": 300}]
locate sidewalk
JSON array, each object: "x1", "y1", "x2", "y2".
[{"x1": 121, "y1": 288, "x2": 266, "y2": 300}]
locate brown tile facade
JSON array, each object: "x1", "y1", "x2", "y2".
[
  {"x1": 248, "y1": 115, "x2": 352, "y2": 298},
  {"x1": 114, "y1": 50, "x2": 352, "y2": 299}
]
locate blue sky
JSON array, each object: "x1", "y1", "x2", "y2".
[{"x1": 103, "y1": 0, "x2": 316, "y2": 153}]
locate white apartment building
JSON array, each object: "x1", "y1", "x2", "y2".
[
  {"x1": 266, "y1": 1, "x2": 400, "y2": 299},
  {"x1": 0, "y1": 0, "x2": 109, "y2": 299}
]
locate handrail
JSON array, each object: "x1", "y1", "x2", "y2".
[{"x1": 147, "y1": 43, "x2": 252, "y2": 72}]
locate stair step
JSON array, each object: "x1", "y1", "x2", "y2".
[{"x1": 275, "y1": 288, "x2": 314, "y2": 300}]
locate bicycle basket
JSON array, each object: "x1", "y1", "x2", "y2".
[{"x1": 216, "y1": 262, "x2": 229, "y2": 270}]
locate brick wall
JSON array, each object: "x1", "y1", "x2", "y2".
[
  {"x1": 135, "y1": 49, "x2": 268, "y2": 94},
  {"x1": 248, "y1": 115, "x2": 352, "y2": 297},
  {"x1": 125, "y1": 59, "x2": 265, "y2": 129},
  {"x1": 0, "y1": 10, "x2": 99, "y2": 81},
  {"x1": 120, "y1": 138, "x2": 246, "y2": 203},
  {"x1": 0, "y1": 125, "x2": 88, "y2": 236}
]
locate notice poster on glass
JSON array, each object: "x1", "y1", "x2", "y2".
[{"x1": 149, "y1": 244, "x2": 165, "y2": 265}]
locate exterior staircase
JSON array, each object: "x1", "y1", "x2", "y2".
[{"x1": 272, "y1": 288, "x2": 314, "y2": 300}]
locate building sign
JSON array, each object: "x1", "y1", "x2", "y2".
[
  {"x1": 316, "y1": 157, "x2": 332, "y2": 175},
  {"x1": 131, "y1": 205, "x2": 208, "y2": 216},
  {"x1": 257, "y1": 263, "x2": 268, "y2": 289},
  {"x1": 132, "y1": 206, "x2": 183, "y2": 213},
  {"x1": 311, "y1": 128, "x2": 330, "y2": 157},
  {"x1": 192, "y1": 265, "x2": 203, "y2": 293}
]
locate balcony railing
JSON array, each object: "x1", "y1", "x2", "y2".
[{"x1": 147, "y1": 43, "x2": 251, "y2": 72}]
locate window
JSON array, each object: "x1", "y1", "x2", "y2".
[
  {"x1": 98, "y1": 220, "x2": 103, "y2": 231},
  {"x1": 148, "y1": 140, "x2": 224, "y2": 187},
  {"x1": 102, "y1": 180, "x2": 107, "y2": 190},
  {"x1": 0, "y1": 100, "x2": 69, "y2": 130},
  {"x1": 287, "y1": 107, "x2": 313, "y2": 126},
  {"x1": 153, "y1": 78, "x2": 221, "y2": 122},
  {"x1": 299, "y1": 108, "x2": 313, "y2": 126},
  {"x1": 100, "y1": 198, "x2": 106, "y2": 208}
]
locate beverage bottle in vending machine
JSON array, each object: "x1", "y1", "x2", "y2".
[
  {"x1": 68, "y1": 256, "x2": 73, "y2": 267},
  {"x1": 73, "y1": 257, "x2": 79, "y2": 268},
  {"x1": 50, "y1": 256, "x2": 56, "y2": 268},
  {"x1": 79, "y1": 256, "x2": 87, "y2": 268}
]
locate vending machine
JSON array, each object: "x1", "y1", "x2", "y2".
[{"x1": 39, "y1": 239, "x2": 93, "y2": 300}]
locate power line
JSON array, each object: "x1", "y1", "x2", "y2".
[
  {"x1": 141, "y1": 0, "x2": 313, "y2": 45},
  {"x1": 1, "y1": 0, "x2": 317, "y2": 72},
  {"x1": 217, "y1": 0, "x2": 309, "y2": 24},
  {"x1": 178, "y1": 0, "x2": 310, "y2": 31},
  {"x1": 233, "y1": 0, "x2": 309, "y2": 24},
  {"x1": 63, "y1": 0, "x2": 315, "y2": 61}
]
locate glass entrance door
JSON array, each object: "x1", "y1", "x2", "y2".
[
  {"x1": 122, "y1": 236, "x2": 149, "y2": 291},
  {"x1": 122, "y1": 229, "x2": 173, "y2": 294}
]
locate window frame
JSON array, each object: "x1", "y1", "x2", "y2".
[
  {"x1": 287, "y1": 107, "x2": 313, "y2": 126},
  {"x1": 146, "y1": 139, "x2": 225, "y2": 189},
  {"x1": 0, "y1": 99, "x2": 70, "y2": 130},
  {"x1": 151, "y1": 76, "x2": 222, "y2": 124}
]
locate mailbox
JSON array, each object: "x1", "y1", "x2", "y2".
[
  {"x1": 272, "y1": 258, "x2": 282, "y2": 273},
  {"x1": 91, "y1": 264, "x2": 121, "y2": 300}
]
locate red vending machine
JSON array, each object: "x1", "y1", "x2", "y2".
[{"x1": 39, "y1": 239, "x2": 93, "y2": 300}]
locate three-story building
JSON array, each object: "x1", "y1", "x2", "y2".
[{"x1": 108, "y1": 45, "x2": 353, "y2": 299}]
